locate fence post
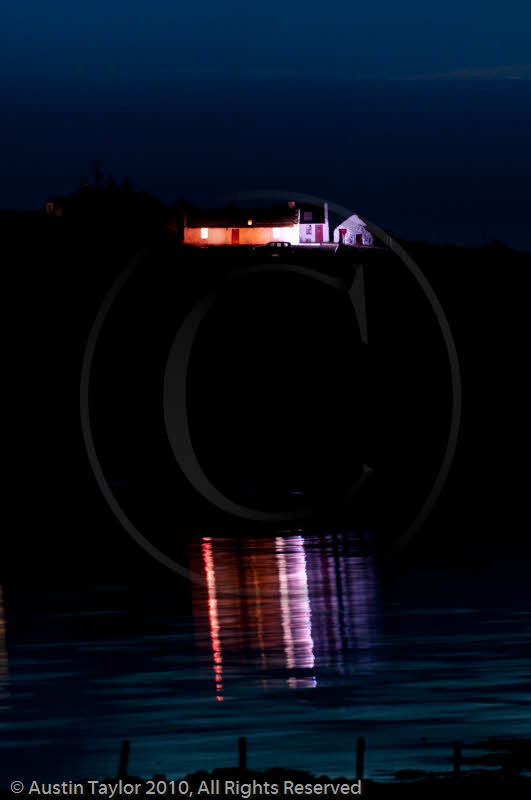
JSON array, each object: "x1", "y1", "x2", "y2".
[
  {"x1": 356, "y1": 737, "x2": 365, "y2": 780},
  {"x1": 118, "y1": 740, "x2": 131, "y2": 779},
  {"x1": 238, "y1": 736, "x2": 247, "y2": 770},
  {"x1": 453, "y1": 740, "x2": 462, "y2": 776}
]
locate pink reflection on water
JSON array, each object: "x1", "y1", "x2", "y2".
[
  {"x1": 0, "y1": 586, "x2": 8, "y2": 708},
  {"x1": 304, "y1": 533, "x2": 378, "y2": 672}
]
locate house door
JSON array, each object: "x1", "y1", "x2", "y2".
[
  {"x1": 315, "y1": 224, "x2": 323, "y2": 243},
  {"x1": 339, "y1": 228, "x2": 347, "y2": 243},
  {"x1": 355, "y1": 233, "x2": 363, "y2": 246},
  {"x1": 231, "y1": 228, "x2": 240, "y2": 245}
]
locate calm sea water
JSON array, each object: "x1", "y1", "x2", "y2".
[{"x1": 1, "y1": 534, "x2": 530, "y2": 786}]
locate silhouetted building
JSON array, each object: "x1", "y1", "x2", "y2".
[{"x1": 44, "y1": 182, "x2": 165, "y2": 246}]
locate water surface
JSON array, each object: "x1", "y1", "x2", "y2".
[{"x1": 1, "y1": 535, "x2": 530, "y2": 785}]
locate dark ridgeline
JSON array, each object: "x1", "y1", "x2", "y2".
[{"x1": 4, "y1": 180, "x2": 530, "y2": 595}]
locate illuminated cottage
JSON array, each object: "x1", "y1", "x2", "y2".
[
  {"x1": 333, "y1": 214, "x2": 374, "y2": 246},
  {"x1": 183, "y1": 204, "x2": 300, "y2": 246}
]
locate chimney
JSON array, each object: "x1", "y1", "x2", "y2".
[{"x1": 287, "y1": 201, "x2": 296, "y2": 208}]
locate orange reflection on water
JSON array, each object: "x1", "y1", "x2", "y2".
[{"x1": 201, "y1": 539, "x2": 224, "y2": 701}]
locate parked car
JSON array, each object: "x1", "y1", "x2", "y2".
[
  {"x1": 251, "y1": 241, "x2": 293, "y2": 259},
  {"x1": 334, "y1": 242, "x2": 351, "y2": 256}
]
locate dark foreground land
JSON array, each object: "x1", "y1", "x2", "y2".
[
  {"x1": 3, "y1": 767, "x2": 529, "y2": 799},
  {"x1": 4, "y1": 737, "x2": 531, "y2": 798},
  {"x1": 148, "y1": 769, "x2": 531, "y2": 798}
]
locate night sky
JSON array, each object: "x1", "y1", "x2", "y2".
[{"x1": 2, "y1": 0, "x2": 531, "y2": 247}]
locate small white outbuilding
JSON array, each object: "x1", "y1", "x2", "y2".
[{"x1": 333, "y1": 214, "x2": 374, "y2": 246}]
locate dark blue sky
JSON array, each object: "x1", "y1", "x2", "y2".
[
  {"x1": 3, "y1": 0, "x2": 531, "y2": 80},
  {"x1": 2, "y1": 0, "x2": 530, "y2": 247}
]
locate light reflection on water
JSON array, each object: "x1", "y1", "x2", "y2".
[
  {"x1": 190, "y1": 534, "x2": 378, "y2": 699},
  {"x1": 0, "y1": 538, "x2": 529, "y2": 786},
  {"x1": 275, "y1": 536, "x2": 315, "y2": 689},
  {"x1": 0, "y1": 586, "x2": 8, "y2": 708}
]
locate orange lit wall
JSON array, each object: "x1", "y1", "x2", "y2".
[{"x1": 184, "y1": 225, "x2": 299, "y2": 246}]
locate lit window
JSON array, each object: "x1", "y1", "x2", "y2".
[
  {"x1": 201, "y1": 228, "x2": 208, "y2": 239},
  {"x1": 247, "y1": 219, "x2": 253, "y2": 226},
  {"x1": 273, "y1": 227, "x2": 281, "y2": 238}
]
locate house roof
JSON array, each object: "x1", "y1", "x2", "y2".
[
  {"x1": 334, "y1": 214, "x2": 368, "y2": 233},
  {"x1": 296, "y1": 202, "x2": 326, "y2": 224},
  {"x1": 185, "y1": 205, "x2": 299, "y2": 228}
]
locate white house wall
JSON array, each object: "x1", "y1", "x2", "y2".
[{"x1": 299, "y1": 222, "x2": 330, "y2": 243}]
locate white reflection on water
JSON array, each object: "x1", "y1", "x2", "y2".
[
  {"x1": 275, "y1": 536, "x2": 316, "y2": 688},
  {"x1": 192, "y1": 533, "x2": 378, "y2": 699}
]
